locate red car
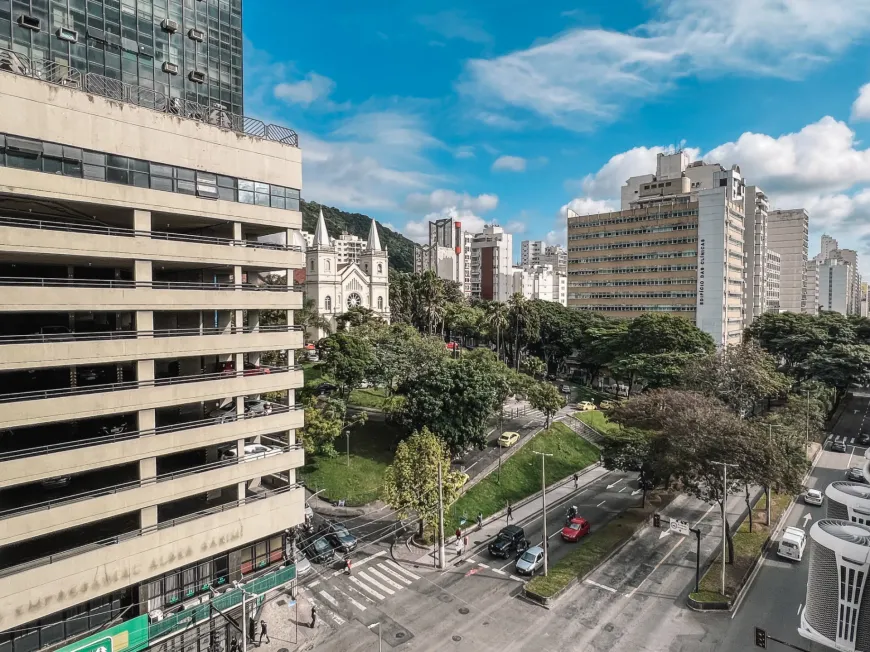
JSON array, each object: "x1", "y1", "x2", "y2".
[
  {"x1": 561, "y1": 516, "x2": 590, "y2": 542},
  {"x1": 217, "y1": 361, "x2": 270, "y2": 376}
]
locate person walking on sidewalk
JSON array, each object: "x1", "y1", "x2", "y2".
[
  {"x1": 506, "y1": 502, "x2": 513, "y2": 523},
  {"x1": 573, "y1": 473, "x2": 579, "y2": 489},
  {"x1": 455, "y1": 527, "x2": 461, "y2": 542},
  {"x1": 248, "y1": 618, "x2": 256, "y2": 645},
  {"x1": 455, "y1": 538, "x2": 462, "y2": 558},
  {"x1": 310, "y1": 604, "x2": 317, "y2": 629},
  {"x1": 477, "y1": 512, "x2": 483, "y2": 530},
  {"x1": 259, "y1": 620, "x2": 269, "y2": 645},
  {"x1": 229, "y1": 637, "x2": 238, "y2": 652},
  {"x1": 345, "y1": 557, "x2": 352, "y2": 575}
]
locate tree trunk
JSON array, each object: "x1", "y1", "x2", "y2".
[
  {"x1": 496, "y1": 325, "x2": 500, "y2": 363},
  {"x1": 515, "y1": 330, "x2": 520, "y2": 372},
  {"x1": 745, "y1": 484, "x2": 752, "y2": 534},
  {"x1": 418, "y1": 518, "x2": 424, "y2": 539},
  {"x1": 766, "y1": 485, "x2": 772, "y2": 526}
]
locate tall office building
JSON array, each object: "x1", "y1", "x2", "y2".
[
  {"x1": 820, "y1": 234, "x2": 839, "y2": 261},
  {"x1": 0, "y1": 0, "x2": 244, "y2": 115},
  {"x1": 766, "y1": 250, "x2": 781, "y2": 313},
  {"x1": 767, "y1": 209, "x2": 809, "y2": 314},
  {"x1": 0, "y1": 20, "x2": 305, "y2": 652},
  {"x1": 567, "y1": 152, "x2": 746, "y2": 346},
  {"x1": 804, "y1": 258, "x2": 819, "y2": 316},
  {"x1": 827, "y1": 248, "x2": 861, "y2": 315},
  {"x1": 511, "y1": 264, "x2": 567, "y2": 306},
  {"x1": 818, "y1": 259, "x2": 854, "y2": 315}
]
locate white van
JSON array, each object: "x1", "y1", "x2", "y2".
[{"x1": 777, "y1": 527, "x2": 807, "y2": 561}]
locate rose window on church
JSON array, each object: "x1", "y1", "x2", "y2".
[{"x1": 347, "y1": 292, "x2": 362, "y2": 308}]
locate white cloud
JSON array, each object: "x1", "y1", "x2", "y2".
[
  {"x1": 492, "y1": 155, "x2": 527, "y2": 172},
  {"x1": 405, "y1": 189, "x2": 499, "y2": 214},
  {"x1": 416, "y1": 10, "x2": 492, "y2": 43},
  {"x1": 505, "y1": 220, "x2": 527, "y2": 234},
  {"x1": 274, "y1": 72, "x2": 337, "y2": 107},
  {"x1": 852, "y1": 83, "x2": 870, "y2": 121},
  {"x1": 402, "y1": 207, "x2": 490, "y2": 244},
  {"x1": 476, "y1": 111, "x2": 524, "y2": 130},
  {"x1": 455, "y1": 146, "x2": 476, "y2": 159},
  {"x1": 462, "y1": 0, "x2": 870, "y2": 129},
  {"x1": 545, "y1": 230, "x2": 565, "y2": 247}
]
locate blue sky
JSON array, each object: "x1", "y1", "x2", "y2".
[{"x1": 244, "y1": 0, "x2": 870, "y2": 273}]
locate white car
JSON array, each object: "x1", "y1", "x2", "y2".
[
  {"x1": 292, "y1": 547, "x2": 312, "y2": 576},
  {"x1": 777, "y1": 526, "x2": 807, "y2": 561},
  {"x1": 804, "y1": 489, "x2": 824, "y2": 506},
  {"x1": 220, "y1": 444, "x2": 281, "y2": 461}
]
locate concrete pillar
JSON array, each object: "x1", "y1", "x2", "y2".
[
  {"x1": 134, "y1": 260, "x2": 152, "y2": 284},
  {"x1": 217, "y1": 310, "x2": 232, "y2": 335},
  {"x1": 233, "y1": 265, "x2": 243, "y2": 285},
  {"x1": 141, "y1": 505, "x2": 157, "y2": 528},
  {"x1": 138, "y1": 408, "x2": 155, "y2": 433},
  {"x1": 237, "y1": 480, "x2": 248, "y2": 504},
  {"x1": 139, "y1": 456, "x2": 156, "y2": 481},
  {"x1": 133, "y1": 209, "x2": 152, "y2": 233},
  {"x1": 232, "y1": 222, "x2": 243, "y2": 242},
  {"x1": 234, "y1": 310, "x2": 244, "y2": 333},
  {"x1": 136, "y1": 310, "x2": 153, "y2": 336},
  {"x1": 137, "y1": 359, "x2": 154, "y2": 382},
  {"x1": 248, "y1": 309, "x2": 260, "y2": 333}
]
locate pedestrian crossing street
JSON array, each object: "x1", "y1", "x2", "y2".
[{"x1": 831, "y1": 433, "x2": 868, "y2": 447}]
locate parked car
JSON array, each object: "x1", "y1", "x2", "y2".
[
  {"x1": 303, "y1": 536, "x2": 335, "y2": 564},
  {"x1": 599, "y1": 400, "x2": 616, "y2": 410},
  {"x1": 831, "y1": 440, "x2": 848, "y2": 453},
  {"x1": 515, "y1": 546, "x2": 545, "y2": 576},
  {"x1": 777, "y1": 527, "x2": 807, "y2": 561},
  {"x1": 498, "y1": 431, "x2": 520, "y2": 447},
  {"x1": 210, "y1": 399, "x2": 273, "y2": 423},
  {"x1": 324, "y1": 522, "x2": 358, "y2": 553},
  {"x1": 858, "y1": 433, "x2": 870, "y2": 446},
  {"x1": 804, "y1": 489, "x2": 824, "y2": 505},
  {"x1": 218, "y1": 361, "x2": 271, "y2": 376},
  {"x1": 847, "y1": 467, "x2": 867, "y2": 483},
  {"x1": 638, "y1": 476, "x2": 655, "y2": 491},
  {"x1": 98, "y1": 417, "x2": 132, "y2": 438},
  {"x1": 76, "y1": 366, "x2": 112, "y2": 385},
  {"x1": 576, "y1": 401, "x2": 596, "y2": 412},
  {"x1": 488, "y1": 525, "x2": 528, "y2": 559},
  {"x1": 219, "y1": 443, "x2": 281, "y2": 461},
  {"x1": 560, "y1": 385, "x2": 571, "y2": 394},
  {"x1": 315, "y1": 382, "x2": 338, "y2": 396},
  {"x1": 561, "y1": 516, "x2": 591, "y2": 542},
  {"x1": 291, "y1": 546, "x2": 312, "y2": 576},
  {"x1": 40, "y1": 475, "x2": 71, "y2": 488}
]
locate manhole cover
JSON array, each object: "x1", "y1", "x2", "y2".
[
  {"x1": 395, "y1": 632, "x2": 406, "y2": 640},
  {"x1": 604, "y1": 623, "x2": 614, "y2": 632},
  {"x1": 458, "y1": 607, "x2": 470, "y2": 615},
  {"x1": 438, "y1": 593, "x2": 454, "y2": 603},
  {"x1": 277, "y1": 648, "x2": 288, "y2": 652},
  {"x1": 483, "y1": 621, "x2": 489, "y2": 626},
  {"x1": 276, "y1": 600, "x2": 286, "y2": 606},
  {"x1": 452, "y1": 636, "x2": 462, "y2": 642}
]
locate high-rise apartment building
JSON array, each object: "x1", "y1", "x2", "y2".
[
  {"x1": 0, "y1": 26, "x2": 305, "y2": 652},
  {"x1": 0, "y1": 0, "x2": 244, "y2": 115},
  {"x1": 827, "y1": 248, "x2": 861, "y2": 315},
  {"x1": 511, "y1": 264, "x2": 567, "y2": 306},
  {"x1": 805, "y1": 258, "x2": 819, "y2": 316},
  {"x1": 767, "y1": 209, "x2": 809, "y2": 314},
  {"x1": 520, "y1": 240, "x2": 543, "y2": 266},
  {"x1": 820, "y1": 234, "x2": 839, "y2": 261},
  {"x1": 414, "y1": 217, "x2": 470, "y2": 294},
  {"x1": 520, "y1": 240, "x2": 566, "y2": 274},
  {"x1": 766, "y1": 250, "x2": 781, "y2": 313},
  {"x1": 819, "y1": 259, "x2": 854, "y2": 315},
  {"x1": 469, "y1": 225, "x2": 513, "y2": 302},
  {"x1": 743, "y1": 186, "x2": 769, "y2": 324},
  {"x1": 567, "y1": 152, "x2": 746, "y2": 346}
]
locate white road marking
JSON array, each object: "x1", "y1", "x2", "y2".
[
  {"x1": 383, "y1": 559, "x2": 421, "y2": 580},
  {"x1": 308, "y1": 580, "x2": 320, "y2": 588},
  {"x1": 585, "y1": 579, "x2": 617, "y2": 593},
  {"x1": 549, "y1": 529, "x2": 562, "y2": 539},
  {"x1": 368, "y1": 567, "x2": 404, "y2": 591},
  {"x1": 597, "y1": 500, "x2": 606, "y2": 507},
  {"x1": 377, "y1": 563, "x2": 412, "y2": 585},
  {"x1": 477, "y1": 562, "x2": 490, "y2": 569},
  {"x1": 498, "y1": 559, "x2": 515, "y2": 571},
  {"x1": 510, "y1": 575, "x2": 524, "y2": 582},
  {"x1": 626, "y1": 535, "x2": 684, "y2": 599},
  {"x1": 332, "y1": 550, "x2": 387, "y2": 577},
  {"x1": 333, "y1": 586, "x2": 367, "y2": 612},
  {"x1": 319, "y1": 590, "x2": 339, "y2": 607},
  {"x1": 492, "y1": 567, "x2": 507, "y2": 575},
  {"x1": 359, "y1": 570, "x2": 395, "y2": 595},
  {"x1": 619, "y1": 487, "x2": 628, "y2": 493},
  {"x1": 309, "y1": 597, "x2": 345, "y2": 625},
  {"x1": 847, "y1": 447, "x2": 855, "y2": 468},
  {"x1": 346, "y1": 583, "x2": 376, "y2": 605},
  {"x1": 797, "y1": 603, "x2": 802, "y2": 616},
  {"x1": 350, "y1": 576, "x2": 385, "y2": 600}
]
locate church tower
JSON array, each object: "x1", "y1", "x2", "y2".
[
  {"x1": 360, "y1": 218, "x2": 390, "y2": 320},
  {"x1": 304, "y1": 209, "x2": 338, "y2": 337}
]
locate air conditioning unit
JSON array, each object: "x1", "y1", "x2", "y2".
[
  {"x1": 826, "y1": 481, "x2": 870, "y2": 525},
  {"x1": 162, "y1": 61, "x2": 179, "y2": 75},
  {"x1": 179, "y1": 596, "x2": 203, "y2": 611},
  {"x1": 188, "y1": 70, "x2": 205, "y2": 84},
  {"x1": 800, "y1": 519, "x2": 870, "y2": 651},
  {"x1": 17, "y1": 14, "x2": 41, "y2": 30},
  {"x1": 147, "y1": 609, "x2": 164, "y2": 624},
  {"x1": 161, "y1": 18, "x2": 179, "y2": 33},
  {"x1": 56, "y1": 27, "x2": 78, "y2": 42},
  {"x1": 188, "y1": 28, "x2": 204, "y2": 42}
]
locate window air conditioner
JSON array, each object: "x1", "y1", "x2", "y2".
[
  {"x1": 148, "y1": 610, "x2": 164, "y2": 623},
  {"x1": 17, "y1": 15, "x2": 41, "y2": 30},
  {"x1": 162, "y1": 61, "x2": 179, "y2": 75},
  {"x1": 188, "y1": 28, "x2": 204, "y2": 42},
  {"x1": 188, "y1": 70, "x2": 206, "y2": 84},
  {"x1": 161, "y1": 19, "x2": 179, "y2": 33}
]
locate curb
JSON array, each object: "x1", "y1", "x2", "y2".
[{"x1": 687, "y1": 595, "x2": 731, "y2": 611}]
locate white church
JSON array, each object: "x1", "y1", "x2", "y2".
[{"x1": 303, "y1": 209, "x2": 390, "y2": 340}]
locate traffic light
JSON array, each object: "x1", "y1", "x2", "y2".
[
  {"x1": 653, "y1": 513, "x2": 661, "y2": 528},
  {"x1": 754, "y1": 627, "x2": 766, "y2": 648}
]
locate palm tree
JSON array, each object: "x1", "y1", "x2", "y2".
[
  {"x1": 485, "y1": 302, "x2": 509, "y2": 362},
  {"x1": 508, "y1": 293, "x2": 538, "y2": 372},
  {"x1": 416, "y1": 270, "x2": 445, "y2": 335},
  {"x1": 297, "y1": 298, "x2": 331, "y2": 343}
]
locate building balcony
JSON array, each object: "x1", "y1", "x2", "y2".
[
  {"x1": 0, "y1": 277, "x2": 302, "y2": 313},
  {"x1": 0, "y1": 366, "x2": 303, "y2": 430},
  {"x1": 0, "y1": 216, "x2": 304, "y2": 271},
  {"x1": 0, "y1": 325, "x2": 303, "y2": 372},
  {"x1": 0, "y1": 405, "x2": 304, "y2": 486},
  {"x1": 0, "y1": 484, "x2": 304, "y2": 629},
  {"x1": 1, "y1": 447, "x2": 303, "y2": 546}
]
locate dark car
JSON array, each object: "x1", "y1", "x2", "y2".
[
  {"x1": 858, "y1": 433, "x2": 870, "y2": 446},
  {"x1": 638, "y1": 476, "x2": 655, "y2": 491},
  {"x1": 831, "y1": 440, "x2": 848, "y2": 453},
  {"x1": 324, "y1": 522, "x2": 358, "y2": 553},
  {"x1": 846, "y1": 467, "x2": 867, "y2": 483},
  {"x1": 315, "y1": 382, "x2": 338, "y2": 396},
  {"x1": 303, "y1": 536, "x2": 336, "y2": 564},
  {"x1": 488, "y1": 525, "x2": 527, "y2": 559}
]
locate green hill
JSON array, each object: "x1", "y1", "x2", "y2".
[{"x1": 301, "y1": 200, "x2": 415, "y2": 272}]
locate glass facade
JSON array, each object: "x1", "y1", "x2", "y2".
[{"x1": 0, "y1": 0, "x2": 243, "y2": 115}]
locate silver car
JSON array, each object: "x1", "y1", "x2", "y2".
[
  {"x1": 292, "y1": 547, "x2": 312, "y2": 576},
  {"x1": 804, "y1": 489, "x2": 824, "y2": 505},
  {"x1": 515, "y1": 545, "x2": 545, "y2": 576}
]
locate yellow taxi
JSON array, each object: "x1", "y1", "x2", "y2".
[
  {"x1": 576, "y1": 401, "x2": 597, "y2": 412},
  {"x1": 498, "y1": 431, "x2": 520, "y2": 447}
]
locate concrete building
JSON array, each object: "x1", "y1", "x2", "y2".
[
  {"x1": 511, "y1": 264, "x2": 567, "y2": 306},
  {"x1": 862, "y1": 282, "x2": 869, "y2": 318},
  {"x1": 819, "y1": 259, "x2": 853, "y2": 315},
  {"x1": 827, "y1": 248, "x2": 861, "y2": 314},
  {"x1": 0, "y1": 0, "x2": 246, "y2": 116},
  {"x1": 767, "y1": 209, "x2": 809, "y2": 314},
  {"x1": 820, "y1": 234, "x2": 839, "y2": 261},
  {"x1": 540, "y1": 245, "x2": 568, "y2": 274},
  {"x1": 521, "y1": 241, "x2": 567, "y2": 274},
  {"x1": 414, "y1": 217, "x2": 470, "y2": 295},
  {"x1": 805, "y1": 259, "x2": 820, "y2": 316},
  {"x1": 743, "y1": 186, "x2": 770, "y2": 324},
  {"x1": 766, "y1": 250, "x2": 782, "y2": 313},
  {"x1": 331, "y1": 231, "x2": 366, "y2": 266},
  {"x1": 0, "y1": 38, "x2": 305, "y2": 652},
  {"x1": 568, "y1": 151, "x2": 746, "y2": 346},
  {"x1": 469, "y1": 225, "x2": 514, "y2": 302},
  {"x1": 520, "y1": 240, "x2": 543, "y2": 266},
  {"x1": 303, "y1": 211, "x2": 390, "y2": 339}
]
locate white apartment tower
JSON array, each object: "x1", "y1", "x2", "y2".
[
  {"x1": 743, "y1": 186, "x2": 769, "y2": 324},
  {"x1": 521, "y1": 240, "x2": 544, "y2": 266},
  {"x1": 767, "y1": 209, "x2": 810, "y2": 314},
  {"x1": 818, "y1": 259, "x2": 853, "y2": 316},
  {"x1": 414, "y1": 218, "x2": 470, "y2": 295},
  {"x1": 469, "y1": 225, "x2": 514, "y2": 302},
  {"x1": 766, "y1": 250, "x2": 782, "y2": 313}
]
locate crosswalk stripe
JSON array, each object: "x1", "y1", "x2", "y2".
[
  {"x1": 333, "y1": 586, "x2": 367, "y2": 612},
  {"x1": 377, "y1": 563, "x2": 412, "y2": 585},
  {"x1": 332, "y1": 550, "x2": 388, "y2": 577},
  {"x1": 510, "y1": 575, "x2": 523, "y2": 582},
  {"x1": 368, "y1": 567, "x2": 404, "y2": 591},
  {"x1": 384, "y1": 559, "x2": 421, "y2": 580},
  {"x1": 359, "y1": 570, "x2": 395, "y2": 595},
  {"x1": 350, "y1": 575, "x2": 385, "y2": 600},
  {"x1": 319, "y1": 590, "x2": 339, "y2": 607},
  {"x1": 309, "y1": 597, "x2": 346, "y2": 626}
]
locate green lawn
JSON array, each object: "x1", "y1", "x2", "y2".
[
  {"x1": 349, "y1": 386, "x2": 390, "y2": 410},
  {"x1": 526, "y1": 491, "x2": 675, "y2": 598},
  {"x1": 301, "y1": 362, "x2": 325, "y2": 384},
  {"x1": 446, "y1": 422, "x2": 600, "y2": 531},
  {"x1": 570, "y1": 385, "x2": 612, "y2": 404},
  {"x1": 300, "y1": 419, "x2": 403, "y2": 506},
  {"x1": 573, "y1": 410, "x2": 621, "y2": 436},
  {"x1": 692, "y1": 491, "x2": 792, "y2": 602}
]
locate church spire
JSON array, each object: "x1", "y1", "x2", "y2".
[
  {"x1": 313, "y1": 208, "x2": 331, "y2": 247},
  {"x1": 366, "y1": 218, "x2": 382, "y2": 252}
]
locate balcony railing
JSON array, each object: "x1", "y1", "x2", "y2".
[
  {"x1": 0, "y1": 324, "x2": 301, "y2": 345},
  {"x1": 0, "y1": 404, "x2": 301, "y2": 461},
  {"x1": 0, "y1": 365, "x2": 299, "y2": 404},
  {"x1": 0, "y1": 47, "x2": 299, "y2": 148},
  {"x1": 0, "y1": 276, "x2": 294, "y2": 292}
]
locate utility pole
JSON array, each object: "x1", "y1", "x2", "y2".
[
  {"x1": 711, "y1": 460, "x2": 738, "y2": 597},
  {"x1": 232, "y1": 581, "x2": 255, "y2": 652},
  {"x1": 533, "y1": 451, "x2": 554, "y2": 576},
  {"x1": 437, "y1": 457, "x2": 445, "y2": 570},
  {"x1": 497, "y1": 413, "x2": 503, "y2": 484},
  {"x1": 766, "y1": 423, "x2": 783, "y2": 526},
  {"x1": 346, "y1": 430, "x2": 351, "y2": 467},
  {"x1": 690, "y1": 527, "x2": 701, "y2": 593},
  {"x1": 805, "y1": 388, "x2": 811, "y2": 444}
]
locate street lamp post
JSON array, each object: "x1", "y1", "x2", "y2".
[
  {"x1": 766, "y1": 423, "x2": 784, "y2": 526},
  {"x1": 533, "y1": 451, "x2": 554, "y2": 576},
  {"x1": 711, "y1": 460, "x2": 738, "y2": 597},
  {"x1": 805, "y1": 388, "x2": 812, "y2": 444},
  {"x1": 346, "y1": 430, "x2": 351, "y2": 467},
  {"x1": 232, "y1": 581, "x2": 256, "y2": 652},
  {"x1": 437, "y1": 457, "x2": 445, "y2": 570}
]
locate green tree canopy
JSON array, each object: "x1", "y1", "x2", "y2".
[
  {"x1": 527, "y1": 382, "x2": 566, "y2": 428},
  {"x1": 318, "y1": 331, "x2": 375, "y2": 398}
]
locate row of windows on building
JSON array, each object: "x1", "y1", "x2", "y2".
[
  {"x1": 569, "y1": 251, "x2": 697, "y2": 265},
  {"x1": 568, "y1": 264, "x2": 698, "y2": 276},
  {"x1": 571, "y1": 292, "x2": 698, "y2": 300},
  {"x1": 569, "y1": 278, "x2": 696, "y2": 288},
  {"x1": 0, "y1": 133, "x2": 300, "y2": 210},
  {"x1": 571, "y1": 304, "x2": 697, "y2": 313},
  {"x1": 568, "y1": 237, "x2": 697, "y2": 253},
  {"x1": 322, "y1": 294, "x2": 385, "y2": 311},
  {"x1": 568, "y1": 210, "x2": 699, "y2": 229},
  {"x1": 567, "y1": 223, "x2": 696, "y2": 240}
]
